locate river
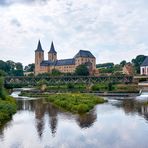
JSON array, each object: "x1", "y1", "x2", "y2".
[{"x1": 0, "y1": 91, "x2": 148, "y2": 148}]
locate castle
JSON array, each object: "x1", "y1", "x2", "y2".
[{"x1": 35, "y1": 40, "x2": 98, "y2": 75}]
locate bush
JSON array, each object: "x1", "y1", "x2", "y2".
[
  {"x1": 46, "y1": 93, "x2": 107, "y2": 114},
  {"x1": 77, "y1": 104, "x2": 89, "y2": 113},
  {"x1": 67, "y1": 83, "x2": 74, "y2": 89}
]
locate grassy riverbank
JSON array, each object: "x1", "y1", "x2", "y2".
[
  {"x1": 19, "y1": 91, "x2": 107, "y2": 113},
  {"x1": 36, "y1": 82, "x2": 139, "y2": 93},
  {"x1": 0, "y1": 77, "x2": 17, "y2": 125},
  {"x1": 46, "y1": 93, "x2": 107, "y2": 113}
]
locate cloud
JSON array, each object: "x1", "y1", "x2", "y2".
[
  {"x1": 0, "y1": 0, "x2": 48, "y2": 6},
  {"x1": 0, "y1": 0, "x2": 148, "y2": 66}
]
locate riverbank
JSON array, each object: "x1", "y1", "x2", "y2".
[
  {"x1": 0, "y1": 77, "x2": 17, "y2": 126},
  {"x1": 19, "y1": 91, "x2": 107, "y2": 113},
  {"x1": 0, "y1": 96, "x2": 17, "y2": 126},
  {"x1": 45, "y1": 93, "x2": 107, "y2": 113}
]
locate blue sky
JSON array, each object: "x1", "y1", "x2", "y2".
[{"x1": 0, "y1": 0, "x2": 148, "y2": 66}]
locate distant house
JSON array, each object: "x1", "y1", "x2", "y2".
[
  {"x1": 123, "y1": 63, "x2": 133, "y2": 76},
  {"x1": 140, "y1": 56, "x2": 148, "y2": 75}
]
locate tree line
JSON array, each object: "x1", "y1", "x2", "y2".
[
  {"x1": 0, "y1": 54, "x2": 147, "y2": 76},
  {"x1": 96, "y1": 55, "x2": 146, "y2": 75}
]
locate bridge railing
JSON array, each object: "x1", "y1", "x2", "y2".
[{"x1": 4, "y1": 76, "x2": 133, "y2": 88}]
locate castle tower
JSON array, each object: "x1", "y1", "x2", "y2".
[
  {"x1": 35, "y1": 40, "x2": 44, "y2": 75},
  {"x1": 48, "y1": 42, "x2": 57, "y2": 62}
]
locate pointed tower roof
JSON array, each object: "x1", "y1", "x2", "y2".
[
  {"x1": 48, "y1": 41, "x2": 57, "y2": 53},
  {"x1": 35, "y1": 40, "x2": 44, "y2": 52}
]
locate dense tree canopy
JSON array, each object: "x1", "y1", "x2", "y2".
[
  {"x1": 24, "y1": 63, "x2": 35, "y2": 72},
  {"x1": 132, "y1": 55, "x2": 146, "y2": 74},
  {"x1": 75, "y1": 64, "x2": 89, "y2": 76},
  {"x1": 96, "y1": 63, "x2": 114, "y2": 68},
  {"x1": 120, "y1": 60, "x2": 127, "y2": 67},
  {"x1": 0, "y1": 60, "x2": 24, "y2": 76}
]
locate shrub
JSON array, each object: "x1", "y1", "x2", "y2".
[
  {"x1": 77, "y1": 104, "x2": 89, "y2": 113},
  {"x1": 67, "y1": 83, "x2": 74, "y2": 89}
]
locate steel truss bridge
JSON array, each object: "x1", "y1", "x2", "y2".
[{"x1": 4, "y1": 76, "x2": 133, "y2": 88}]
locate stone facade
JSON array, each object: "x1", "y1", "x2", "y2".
[{"x1": 35, "y1": 41, "x2": 98, "y2": 76}]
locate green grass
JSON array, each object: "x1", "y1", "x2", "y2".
[
  {"x1": 0, "y1": 77, "x2": 17, "y2": 125},
  {"x1": 45, "y1": 93, "x2": 107, "y2": 114},
  {"x1": 0, "y1": 96, "x2": 17, "y2": 125}
]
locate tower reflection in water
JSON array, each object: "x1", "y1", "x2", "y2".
[{"x1": 17, "y1": 98, "x2": 97, "y2": 138}]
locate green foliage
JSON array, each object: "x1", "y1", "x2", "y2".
[
  {"x1": 51, "y1": 69, "x2": 62, "y2": 76},
  {"x1": 0, "y1": 97, "x2": 17, "y2": 125},
  {"x1": 37, "y1": 79, "x2": 48, "y2": 86},
  {"x1": 75, "y1": 64, "x2": 89, "y2": 76},
  {"x1": 107, "y1": 83, "x2": 114, "y2": 91},
  {"x1": 0, "y1": 70, "x2": 7, "y2": 76},
  {"x1": 0, "y1": 77, "x2": 6, "y2": 100},
  {"x1": 0, "y1": 76, "x2": 17, "y2": 125},
  {"x1": 67, "y1": 83, "x2": 75, "y2": 89},
  {"x1": 114, "y1": 84, "x2": 139, "y2": 92},
  {"x1": 24, "y1": 63, "x2": 35, "y2": 72},
  {"x1": 96, "y1": 63, "x2": 114, "y2": 68},
  {"x1": 37, "y1": 72, "x2": 50, "y2": 77},
  {"x1": 120, "y1": 60, "x2": 127, "y2": 67},
  {"x1": 0, "y1": 60, "x2": 24, "y2": 76},
  {"x1": 99, "y1": 64, "x2": 122, "y2": 74},
  {"x1": 91, "y1": 83, "x2": 107, "y2": 91},
  {"x1": 46, "y1": 93, "x2": 107, "y2": 114},
  {"x1": 132, "y1": 55, "x2": 146, "y2": 74}
]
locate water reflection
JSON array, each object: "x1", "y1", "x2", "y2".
[
  {"x1": 76, "y1": 111, "x2": 97, "y2": 128},
  {"x1": 47, "y1": 103, "x2": 58, "y2": 137},
  {"x1": 1, "y1": 96, "x2": 148, "y2": 147},
  {"x1": 111, "y1": 98, "x2": 148, "y2": 121},
  {"x1": 16, "y1": 98, "x2": 97, "y2": 138}
]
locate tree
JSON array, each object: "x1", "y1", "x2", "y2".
[
  {"x1": 132, "y1": 55, "x2": 146, "y2": 74},
  {"x1": 51, "y1": 69, "x2": 62, "y2": 76},
  {"x1": 24, "y1": 63, "x2": 35, "y2": 72},
  {"x1": 15, "y1": 62, "x2": 23, "y2": 70},
  {"x1": 75, "y1": 64, "x2": 89, "y2": 76},
  {"x1": 120, "y1": 60, "x2": 127, "y2": 67},
  {"x1": 0, "y1": 60, "x2": 24, "y2": 76},
  {"x1": 96, "y1": 63, "x2": 114, "y2": 68},
  {"x1": 0, "y1": 70, "x2": 7, "y2": 76}
]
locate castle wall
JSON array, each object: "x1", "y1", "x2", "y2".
[
  {"x1": 75, "y1": 57, "x2": 96, "y2": 70},
  {"x1": 54, "y1": 65, "x2": 76, "y2": 73}
]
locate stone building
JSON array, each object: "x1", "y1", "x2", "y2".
[
  {"x1": 35, "y1": 40, "x2": 98, "y2": 75},
  {"x1": 123, "y1": 63, "x2": 133, "y2": 76},
  {"x1": 140, "y1": 56, "x2": 148, "y2": 75}
]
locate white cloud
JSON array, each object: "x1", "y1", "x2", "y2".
[{"x1": 0, "y1": 0, "x2": 148, "y2": 66}]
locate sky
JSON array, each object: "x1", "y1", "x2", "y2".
[{"x1": 0, "y1": 0, "x2": 148, "y2": 66}]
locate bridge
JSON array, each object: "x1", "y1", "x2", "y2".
[{"x1": 4, "y1": 76, "x2": 133, "y2": 88}]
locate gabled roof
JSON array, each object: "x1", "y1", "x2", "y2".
[
  {"x1": 48, "y1": 42, "x2": 57, "y2": 53},
  {"x1": 56, "y1": 59, "x2": 75, "y2": 66},
  {"x1": 35, "y1": 40, "x2": 44, "y2": 52},
  {"x1": 40, "y1": 59, "x2": 75, "y2": 67},
  {"x1": 74, "y1": 50, "x2": 95, "y2": 58},
  {"x1": 141, "y1": 56, "x2": 148, "y2": 66},
  {"x1": 40, "y1": 60, "x2": 55, "y2": 66}
]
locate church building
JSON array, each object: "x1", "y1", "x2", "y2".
[{"x1": 35, "y1": 40, "x2": 98, "y2": 75}]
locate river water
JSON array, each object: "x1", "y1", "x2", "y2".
[{"x1": 0, "y1": 91, "x2": 148, "y2": 148}]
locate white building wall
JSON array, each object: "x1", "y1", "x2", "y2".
[{"x1": 140, "y1": 66, "x2": 148, "y2": 75}]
